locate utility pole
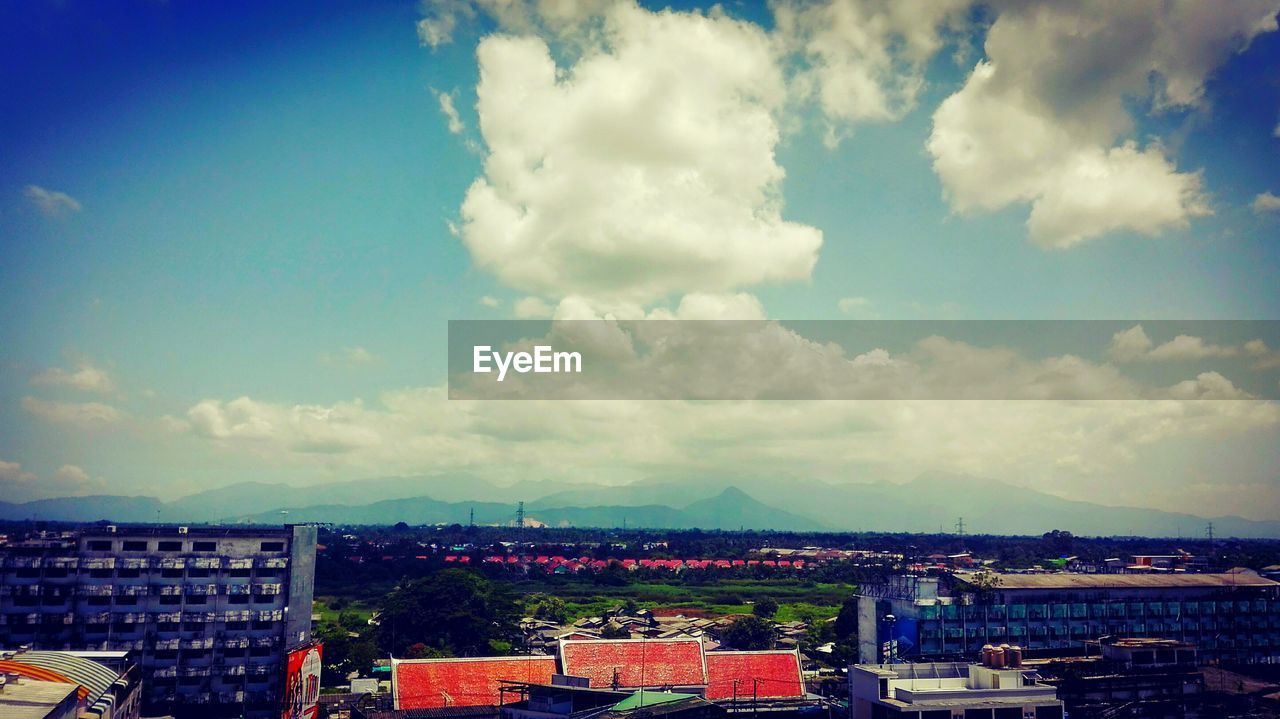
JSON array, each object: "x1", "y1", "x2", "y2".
[{"x1": 469, "y1": 507, "x2": 474, "y2": 528}]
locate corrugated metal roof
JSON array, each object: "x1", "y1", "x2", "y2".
[
  {"x1": 0, "y1": 651, "x2": 120, "y2": 705},
  {"x1": 968, "y1": 572, "x2": 1279, "y2": 590}
]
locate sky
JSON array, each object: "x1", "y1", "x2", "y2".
[{"x1": 1, "y1": 0, "x2": 1279, "y2": 524}]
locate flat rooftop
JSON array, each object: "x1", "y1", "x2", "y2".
[
  {"x1": 0, "y1": 677, "x2": 77, "y2": 719},
  {"x1": 966, "y1": 572, "x2": 1278, "y2": 590}
]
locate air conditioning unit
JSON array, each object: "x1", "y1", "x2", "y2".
[
  {"x1": 178, "y1": 526, "x2": 189, "y2": 534},
  {"x1": 107, "y1": 525, "x2": 117, "y2": 533}
]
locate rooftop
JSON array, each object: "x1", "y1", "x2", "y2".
[
  {"x1": 962, "y1": 572, "x2": 1279, "y2": 590},
  {"x1": 0, "y1": 676, "x2": 78, "y2": 719},
  {"x1": 559, "y1": 638, "x2": 707, "y2": 689},
  {"x1": 392, "y1": 655, "x2": 556, "y2": 710},
  {"x1": 703, "y1": 651, "x2": 804, "y2": 701}
]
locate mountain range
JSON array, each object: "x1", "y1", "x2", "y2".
[{"x1": 2, "y1": 472, "x2": 1278, "y2": 537}]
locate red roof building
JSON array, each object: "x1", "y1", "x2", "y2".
[
  {"x1": 704, "y1": 650, "x2": 805, "y2": 701},
  {"x1": 392, "y1": 655, "x2": 556, "y2": 709},
  {"x1": 559, "y1": 638, "x2": 707, "y2": 689}
]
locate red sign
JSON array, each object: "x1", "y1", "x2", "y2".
[{"x1": 283, "y1": 643, "x2": 323, "y2": 719}]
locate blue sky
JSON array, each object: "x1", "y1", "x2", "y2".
[{"x1": 2, "y1": 0, "x2": 1279, "y2": 522}]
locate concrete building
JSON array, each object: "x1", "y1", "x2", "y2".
[
  {"x1": 856, "y1": 572, "x2": 1280, "y2": 664},
  {"x1": 849, "y1": 657, "x2": 1063, "y2": 719},
  {"x1": 0, "y1": 525, "x2": 317, "y2": 718},
  {"x1": 1025, "y1": 638, "x2": 1204, "y2": 719}
]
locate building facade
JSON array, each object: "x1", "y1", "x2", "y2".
[
  {"x1": 857, "y1": 573, "x2": 1280, "y2": 665},
  {"x1": 849, "y1": 659, "x2": 1064, "y2": 719},
  {"x1": 0, "y1": 525, "x2": 316, "y2": 718}
]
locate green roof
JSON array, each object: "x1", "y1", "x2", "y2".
[{"x1": 612, "y1": 690, "x2": 697, "y2": 711}]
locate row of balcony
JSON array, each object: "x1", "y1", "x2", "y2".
[
  {"x1": 2, "y1": 608, "x2": 285, "y2": 625},
  {"x1": 1, "y1": 556, "x2": 289, "y2": 570},
  {"x1": 0, "y1": 582, "x2": 284, "y2": 596}
]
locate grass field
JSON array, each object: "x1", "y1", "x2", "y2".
[{"x1": 519, "y1": 579, "x2": 855, "y2": 621}]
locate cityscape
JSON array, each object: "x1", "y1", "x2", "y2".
[{"x1": 3, "y1": 1, "x2": 1280, "y2": 719}]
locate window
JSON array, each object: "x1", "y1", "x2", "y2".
[
  {"x1": 193, "y1": 541, "x2": 217, "y2": 552},
  {"x1": 161, "y1": 569, "x2": 183, "y2": 578},
  {"x1": 158, "y1": 540, "x2": 183, "y2": 551},
  {"x1": 964, "y1": 710, "x2": 994, "y2": 719},
  {"x1": 89, "y1": 569, "x2": 112, "y2": 579},
  {"x1": 188, "y1": 568, "x2": 211, "y2": 578},
  {"x1": 118, "y1": 568, "x2": 140, "y2": 578},
  {"x1": 227, "y1": 621, "x2": 248, "y2": 630},
  {"x1": 115, "y1": 596, "x2": 138, "y2": 606},
  {"x1": 1036, "y1": 707, "x2": 1063, "y2": 719},
  {"x1": 229, "y1": 595, "x2": 249, "y2": 605},
  {"x1": 229, "y1": 568, "x2": 251, "y2": 578},
  {"x1": 122, "y1": 540, "x2": 147, "y2": 551},
  {"x1": 994, "y1": 709, "x2": 1021, "y2": 719},
  {"x1": 252, "y1": 620, "x2": 273, "y2": 630},
  {"x1": 44, "y1": 568, "x2": 68, "y2": 578},
  {"x1": 159, "y1": 596, "x2": 181, "y2": 605},
  {"x1": 187, "y1": 596, "x2": 207, "y2": 605},
  {"x1": 15, "y1": 568, "x2": 39, "y2": 578},
  {"x1": 87, "y1": 540, "x2": 112, "y2": 551},
  {"x1": 87, "y1": 597, "x2": 110, "y2": 606},
  {"x1": 261, "y1": 541, "x2": 285, "y2": 552}
]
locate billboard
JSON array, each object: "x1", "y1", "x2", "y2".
[{"x1": 283, "y1": 642, "x2": 323, "y2": 719}]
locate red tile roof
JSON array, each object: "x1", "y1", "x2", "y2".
[
  {"x1": 704, "y1": 651, "x2": 805, "y2": 701},
  {"x1": 559, "y1": 638, "x2": 707, "y2": 689},
  {"x1": 392, "y1": 656, "x2": 556, "y2": 709}
]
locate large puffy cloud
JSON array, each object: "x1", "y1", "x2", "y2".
[
  {"x1": 929, "y1": 0, "x2": 1277, "y2": 248},
  {"x1": 459, "y1": 5, "x2": 822, "y2": 304},
  {"x1": 772, "y1": 0, "x2": 971, "y2": 146}
]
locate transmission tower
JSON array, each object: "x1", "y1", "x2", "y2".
[{"x1": 516, "y1": 501, "x2": 525, "y2": 531}]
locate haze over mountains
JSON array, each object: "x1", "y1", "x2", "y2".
[{"x1": 1, "y1": 473, "x2": 1277, "y2": 537}]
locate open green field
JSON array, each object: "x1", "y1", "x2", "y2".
[{"x1": 514, "y1": 579, "x2": 855, "y2": 621}]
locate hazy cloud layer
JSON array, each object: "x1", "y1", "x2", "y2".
[
  {"x1": 30, "y1": 360, "x2": 115, "y2": 393},
  {"x1": 24, "y1": 184, "x2": 82, "y2": 216},
  {"x1": 0, "y1": 458, "x2": 104, "y2": 502}
]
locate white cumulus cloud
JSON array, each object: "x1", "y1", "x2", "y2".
[
  {"x1": 928, "y1": 0, "x2": 1278, "y2": 248},
  {"x1": 458, "y1": 4, "x2": 822, "y2": 304}
]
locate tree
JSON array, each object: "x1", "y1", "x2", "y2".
[
  {"x1": 721, "y1": 615, "x2": 775, "y2": 650},
  {"x1": 834, "y1": 597, "x2": 859, "y2": 641},
  {"x1": 967, "y1": 569, "x2": 1003, "y2": 606},
  {"x1": 529, "y1": 595, "x2": 569, "y2": 624},
  {"x1": 753, "y1": 597, "x2": 779, "y2": 619},
  {"x1": 377, "y1": 569, "x2": 518, "y2": 656}
]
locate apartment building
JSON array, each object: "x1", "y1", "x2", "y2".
[
  {"x1": 857, "y1": 572, "x2": 1280, "y2": 665},
  {"x1": 0, "y1": 525, "x2": 316, "y2": 718}
]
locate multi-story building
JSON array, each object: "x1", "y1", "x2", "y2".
[
  {"x1": 856, "y1": 572, "x2": 1280, "y2": 665},
  {"x1": 0, "y1": 525, "x2": 317, "y2": 718},
  {"x1": 849, "y1": 656, "x2": 1064, "y2": 719}
]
